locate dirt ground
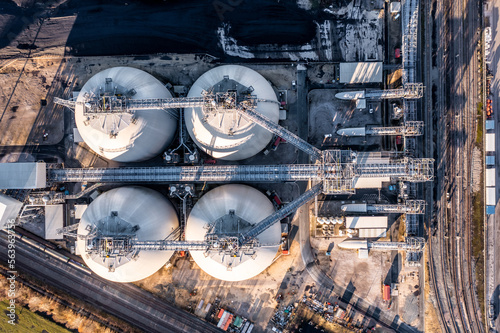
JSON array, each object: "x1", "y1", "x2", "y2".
[
  {"x1": 136, "y1": 228, "x2": 304, "y2": 333},
  {"x1": 308, "y1": 89, "x2": 383, "y2": 148}
]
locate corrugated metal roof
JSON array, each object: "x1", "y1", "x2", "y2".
[
  {"x1": 0, "y1": 194, "x2": 23, "y2": 229},
  {"x1": 486, "y1": 187, "x2": 497, "y2": 206},
  {"x1": 339, "y1": 62, "x2": 383, "y2": 83},
  {"x1": 358, "y1": 228, "x2": 387, "y2": 238},
  {"x1": 486, "y1": 133, "x2": 496, "y2": 152},
  {"x1": 74, "y1": 204, "x2": 88, "y2": 220},
  {"x1": 358, "y1": 248, "x2": 369, "y2": 259},
  {"x1": 45, "y1": 205, "x2": 64, "y2": 240},
  {"x1": 0, "y1": 162, "x2": 46, "y2": 189},
  {"x1": 345, "y1": 216, "x2": 388, "y2": 229}
]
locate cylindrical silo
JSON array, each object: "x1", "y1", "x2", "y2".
[
  {"x1": 185, "y1": 184, "x2": 281, "y2": 281},
  {"x1": 75, "y1": 67, "x2": 177, "y2": 162},
  {"x1": 76, "y1": 186, "x2": 178, "y2": 282},
  {"x1": 185, "y1": 65, "x2": 279, "y2": 161}
]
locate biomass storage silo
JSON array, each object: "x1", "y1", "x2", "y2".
[
  {"x1": 185, "y1": 65, "x2": 279, "y2": 160},
  {"x1": 76, "y1": 187, "x2": 178, "y2": 282},
  {"x1": 75, "y1": 67, "x2": 177, "y2": 162},
  {"x1": 185, "y1": 184, "x2": 281, "y2": 281}
]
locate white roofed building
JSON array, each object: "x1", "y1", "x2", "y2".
[
  {"x1": 339, "y1": 62, "x2": 383, "y2": 84},
  {"x1": 0, "y1": 162, "x2": 46, "y2": 189}
]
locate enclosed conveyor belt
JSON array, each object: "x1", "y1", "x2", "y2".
[
  {"x1": 47, "y1": 164, "x2": 323, "y2": 183},
  {"x1": 236, "y1": 102, "x2": 323, "y2": 159},
  {"x1": 240, "y1": 183, "x2": 323, "y2": 243}
]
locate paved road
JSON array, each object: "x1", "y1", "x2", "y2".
[{"x1": 0, "y1": 232, "x2": 222, "y2": 333}]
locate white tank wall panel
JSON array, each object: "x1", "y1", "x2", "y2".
[
  {"x1": 341, "y1": 203, "x2": 368, "y2": 213},
  {"x1": 486, "y1": 168, "x2": 496, "y2": 187},
  {"x1": 75, "y1": 67, "x2": 177, "y2": 162},
  {"x1": 0, "y1": 162, "x2": 46, "y2": 189},
  {"x1": 345, "y1": 216, "x2": 388, "y2": 229},
  {"x1": 338, "y1": 239, "x2": 368, "y2": 250},
  {"x1": 185, "y1": 65, "x2": 279, "y2": 160},
  {"x1": 339, "y1": 62, "x2": 383, "y2": 84},
  {"x1": 185, "y1": 184, "x2": 281, "y2": 281},
  {"x1": 76, "y1": 187, "x2": 178, "y2": 282},
  {"x1": 486, "y1": 187, "x2": 497, "y2": 206},
  {"x1": 0, "y1": 193, "x2": 23, "y2": 229}
]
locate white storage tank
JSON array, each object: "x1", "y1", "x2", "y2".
[
  {"x1": 185, "y1": 65, "x2": 279, "y2": 160},
  {"x1": 76, "y1": 186, "x2": 179, "y2": 282},
  {"x1": 185, "y1": 184, "x2": 281, "y2": 281},
  {"x1": 75, "y1": 67, "x2": 177, "y2": 162}
]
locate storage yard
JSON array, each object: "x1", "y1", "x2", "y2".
[{"x1": 0, "y1": 1, "x2": 435, "y2": 333}]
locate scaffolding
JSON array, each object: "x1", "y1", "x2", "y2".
[
  {"x1": 367, "y1": 200, "x2": 426, "y2": 214},
  {"x1": 366, "y1": 121, "x2": 424, "y2": 136},
  {"x1": 405, "y1": 213, "x2": 419, "y2": 236},
  {"x1": 364, "y1": 83, "x2": 424, "y2": 100},
  {"x1": 367, "y1": 237, "x2": 425, "y2": 251}
]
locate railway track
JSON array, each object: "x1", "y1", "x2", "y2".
[
  {"x1": 424, "y1": 0, "x2": 460, "y2": 333},
  {"x1": 0, "y1": 232, "x2": 222, "y2": 333},
  {"x1": 446, "y1": 0, "x2": 484, "y2": 330}
]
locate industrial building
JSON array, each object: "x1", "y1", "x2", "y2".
[
  {"x1": 0, "y1": 162, "x2": 46, "y2": 189},
  {"x1": 2, "y1": 58, "x2": 433, "y2": 283},
  {"x1": 338, "y1": 62, "x2": 383, "y2": 84}
]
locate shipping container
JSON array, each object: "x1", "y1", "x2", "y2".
[{"x1": 383, "y1": 285, "x2": 391, "y2": 301}]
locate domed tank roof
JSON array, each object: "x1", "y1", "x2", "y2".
[
  {"x1": 75, "y1": 67, "x2": 177, "y2": 162},
  {"x1": 76, "y1": 186, "x2": 178, "y2": 282},
  {"x1": 185, "y1": 184, "x2": 281, "y2": 281},
  {"x1": 185, "y1": 65, "x2": 279, "y2": 161}
]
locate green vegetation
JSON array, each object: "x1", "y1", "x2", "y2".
[
  {"x1": 476, "y1": 102, "x2": 483, "y2": 145},
  {"x1": 0, "y1": 300, "x2": 70, "y2": 333},
  {"x1": 472, "y1": 181, "x2": 485, "y2": 323}
]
